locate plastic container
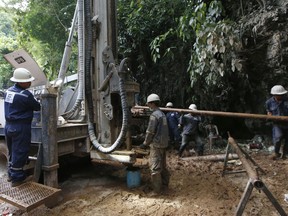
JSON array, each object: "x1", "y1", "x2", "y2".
[{"x1": 126, "y1": 167, "x2": 141, "y2": 188}]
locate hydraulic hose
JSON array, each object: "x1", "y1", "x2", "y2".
[
  {"x1": 84, "y1": 0, "x2": 128, "y2": 153},
  {"x1": 62, "y1": 0, "x2": 85, "y2": 120},
  {"x1": 84, "y1": 0, "x2": 94, "y2": 123},
  {"x1": 89, "y1": 63, "x2": 129, "y2": 153}
]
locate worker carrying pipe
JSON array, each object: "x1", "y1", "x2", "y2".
[
  {"x1": 133, "y1": 105, "x2": 288, "y2": 122},
  {"x1": 265, "y1": 85, "x2": 288, "y2": 160}
]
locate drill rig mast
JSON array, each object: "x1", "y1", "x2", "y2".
[{"x1": 0, "y1": 0, "x2": 141, "y2": 188}]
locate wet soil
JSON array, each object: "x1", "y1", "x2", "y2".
[{"x1": 1, "y1": 142, "x2": 288, "y2": 216}]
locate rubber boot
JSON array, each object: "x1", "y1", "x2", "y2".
[
  {"x1": 178, "y1": 145, "x2": 186, "y2": 157},
  {"x1": 271, "y1": 152, "x2": 281, "y2": 160},
  {"x1": 282, "y1": 143, "x2": 288, "y2": 159},
  {"x1": 196, "y1": 144, "x2": 204, "y2": 156},
  {"x1": 151, "y1": 173, "x2": 162, "y2": 194},
  {"x1": 161, "y1": 169, "x2": 170, "y2": 188},
  {"x1": 271, "y1": 142, "x2": 281, "y2": 160}
]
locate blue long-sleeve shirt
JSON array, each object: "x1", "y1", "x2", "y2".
[
  {"x1": 179, "y1": 114, "x2": 201, "y2": 135},
  {"x1": 166, "y1": 111, "x2": 180, "y2": 130},
  {"x1": 4, "y1": 84, "x2": 41, "y2": 124},
  {"x1": 265, "y1": 96, "x2": 288, "y2": 116}
]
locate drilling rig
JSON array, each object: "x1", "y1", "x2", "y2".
[{"x1": 0, "y1": 0, "x2": 146, "y2": 208}]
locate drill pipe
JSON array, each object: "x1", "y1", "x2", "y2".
[
  {"x1": 228, "y1": 136, "x2": 263, "y2": 189},
  {"x1": 181, "y1": 153, "x2": 238, "y2": 162},
  {"x1": 134, "y1": 106, "x2": 288, "y2": 122}
]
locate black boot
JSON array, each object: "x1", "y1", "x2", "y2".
[
  {"x1": 151, "y1": 173, "x2": 162, "y2": 194},
  {"x1": 178, "y1": 145, "x2": 186, "y2": 157}
]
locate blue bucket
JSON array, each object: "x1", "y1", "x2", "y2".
[{"x1": 126, "y1": 168, "x2": 141, "y2": 188}]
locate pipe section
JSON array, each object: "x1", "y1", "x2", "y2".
[
  {"x1": 134, "y1": 106, "x2": 288, "y2": 122},
  {"x1": 228, "y1": 135, "x2": 263, "y2": 189},
  {"x1": 57, "y1": 2, "x2": 78, "y2": 85}
]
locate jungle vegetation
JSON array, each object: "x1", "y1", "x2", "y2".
[{"x1": 0, "y1": 0, "x2": 276, "y2": 117}]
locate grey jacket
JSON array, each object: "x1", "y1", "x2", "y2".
[{"x1": 144, "y1": 108, "x2": 169, "y2": 148}]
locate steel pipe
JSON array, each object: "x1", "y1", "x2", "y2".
[
  {"x1": 229, "y1": 135, "x2": 287, "y2": 215},
  {"x1": 228, "y1": 136, "x2": 262, "y2": 189},
  {"x1": 181, "y1": 153, "x2": 238, "y2": 161},
  {"x1": 134, "y1": 106, "x2": 288, "y2": 122}
]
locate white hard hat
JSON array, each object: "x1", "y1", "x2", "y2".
[
  {"x1": 10, "y1": 68, "x2": 35, "y2": 83},
  {"x1": 166, "y1": 102, "x2": 173, "y2": 107},
  {"x1": 147, "y1": 93, "x2": 160, "y2": 103},
  {"x1": 189, "y1": 104, "x2": 197, "y2": 110},
  {"x1": 270, "y1": 85, "x2": 287, "y2": 95}
]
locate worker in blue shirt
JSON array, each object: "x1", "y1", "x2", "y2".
[
  {"x1": 4, "y1": 68, "x2": 41, "y2": 186},
  {"x1": 165, "y1": 102, "x2": 181, "y2": 148},
  {"x1": 265, "y1": 85, "x2": 288, "y2": 160},
  {"x1": 178, "y1": 104, "x2": 204, "y2": 157}
]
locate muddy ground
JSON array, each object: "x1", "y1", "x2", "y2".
[{"x1": 1, "y1": 140, "x2": 288, "y2": 216}]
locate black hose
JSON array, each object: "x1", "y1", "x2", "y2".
[
  {"x1": 62, "y1": 0, "x2": 85, "y2": 120},
  {"x1": 84, "y1": 0, "x2": 128, "y2": 153},
  {"x1": 84, "y1": 0, "x2": 94, "y2": 123},
  {"x1": 89, "y1": 68, "x2": 129, "y2": 153}
]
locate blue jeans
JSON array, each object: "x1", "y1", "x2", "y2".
[{"x1": 272, "y1": 125, "x2": 288, "y2": 155}]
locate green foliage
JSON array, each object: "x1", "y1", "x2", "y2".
[
  {"x1": 182, "y1": 1, "x2": 243, "y2": 87},
  {"x1": 180, "y1": 0, "x2": 249, "y2": 111},
  {"x1": 0, "y1": 9, "x2": 17, "y2": 89},
  {"x1": 0, "y1": 0, "x2": 253, "y2": 114},
  {"x1": 0, "y1": 0, "x2": 77, "y2": 87},
  {"x1": 0, "y1": 12, "x2": 15, "y2": 37},
  {"x1": 118, "y1": 0, "x2": 251, "y2": 111},
  {"x1": 150, "y1": 29, "x2": 175, "y2": 63},
  {"x1": 14, "y1": 0, "x2": 77, "y2": 80},
  {"x1": 118, "y1": 0, "x2": 192, "y2": 105}
]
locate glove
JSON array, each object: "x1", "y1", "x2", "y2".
[{"x1": 139, "y1": 143, "x2": 148, "y2": 149}]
